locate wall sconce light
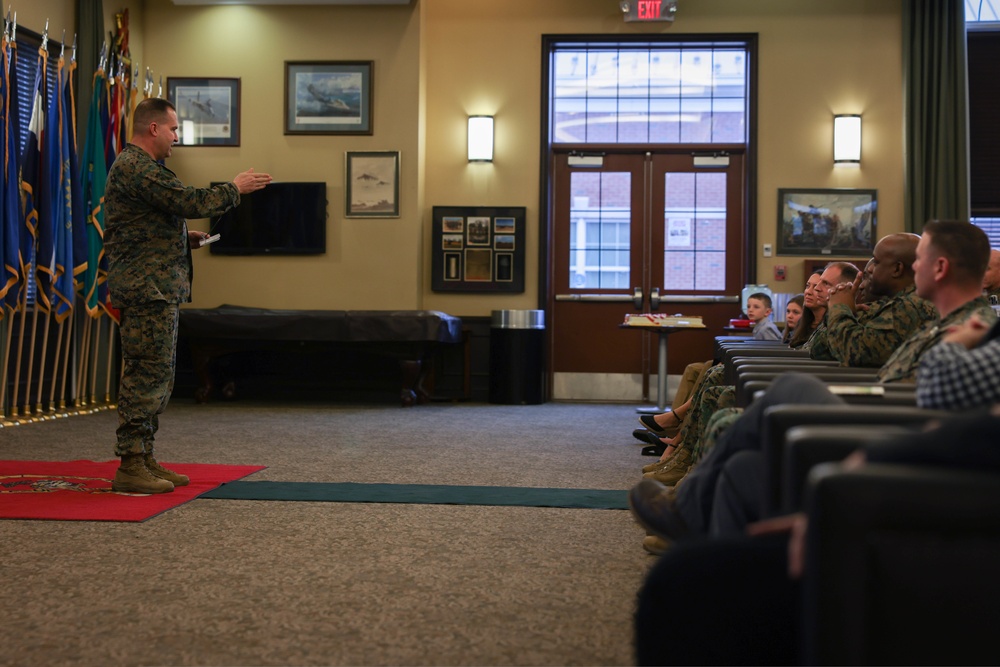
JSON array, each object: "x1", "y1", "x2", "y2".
[
  {"x1": 833, "y1": 114, "x2": 861, "y2": 164},
  {"x1": 468, "y1": 115, "x2": 494, "y2": 162}
]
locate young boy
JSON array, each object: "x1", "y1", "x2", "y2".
[{"x1": 747, "y1": 292, "x2": 782, "y2": 340}]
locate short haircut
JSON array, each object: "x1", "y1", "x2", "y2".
[
  {"x1": 133, "y1": 98, "x2": 176, "y2": 131},
  {"x1": 747, "y1": 292, "x2": 772, "y2": 309},
  {"x1": 922, "y1": 220, "x2": 991, "y2": 285},
  {"x1": 824, "y1": 261, "x2": 860, "y2": 283}
]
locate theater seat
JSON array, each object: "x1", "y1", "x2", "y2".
[
  {"x1": 759, "y1": 404, "x2": 947, "y2": 516},
  {"x1": 802, "y1": 461, "x2": 1000, "y2": 665}
]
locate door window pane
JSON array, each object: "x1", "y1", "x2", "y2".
[
  {"x1": 664, "y1": 172, "x2": 727, "y2": 291},
  {"x1": 569, "y1": 172, "x2": 631, "y2": 289}
]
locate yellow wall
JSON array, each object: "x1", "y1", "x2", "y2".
[
  {"x1": 141, "y1": 0, "x2": 423, "y2": 310},
  {"x1": 21, "y1": 0, "x2": 904, "y2": 314},
  {"x1": 421, "y1": 0, "x2": 903, "y2": 314}
]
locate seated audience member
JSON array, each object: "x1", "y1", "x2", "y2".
[
  {"x1": 823, "y1": 233, "x2": 937, "y2": 368},
  {"x1": 853, "y1": 258, "x2": 875, "y2": 307},
  {"x1": 629, "y1": 220, "x2": 997, "y2": 543},
  {"x1": 634, "y1": 406, "x2": 1000, "y2": 666},
  {"x1": 746, "y1": 292, "x2": 782, "y2": 341},
  {"x1": 805, "y1": 261, "x2": 860, "y2": 361},
  {"x1": 787, "y1": 271, "x2": 827, "y2": 348},
  {"x1": 916, "y1": 314, "x2": 1000, "y2": 410},
  {"x1": 780, "y1": 294, "x2": 804, "y2": 344},
  {"x1": 983, "y1": 248, "x2": 1000, "y2": 301}
]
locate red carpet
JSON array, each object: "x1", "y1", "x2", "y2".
[{"x1": 0, "y1": 460, "x2": 266, "y2": 522}]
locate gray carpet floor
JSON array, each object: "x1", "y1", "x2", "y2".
[{"x1": 1, "y1": 399, "x2": 656, "y2": 666}]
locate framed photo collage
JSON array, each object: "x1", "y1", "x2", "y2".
[{"x1": 431, "y1": 206, "x2": 526, "y2": 293}]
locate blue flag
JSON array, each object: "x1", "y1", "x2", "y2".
[
  {"x1": 0, "y1": 38, "x2": 18, "y2": 310},
  {"x1": 1, "y1": 40, "x2": 25, "y2": 312},
  {"x1": 20, "y1": 47, "x2": 45, "y2": 312},
  {"x1": 36, "y1": 55, "x2": 67, "y2": 316},
  {"x1": 67, "y1": 59, "x2": 87, "y2": 304},
  {"x1": 50, "y1": 57, "x2": 75, "y2": 322}
]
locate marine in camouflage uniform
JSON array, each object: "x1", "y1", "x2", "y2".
[
  {"x1": 877, "y1": 296, "x2": 997, "y2": 383},
  {"x1": 825, "y1": 286, "x2": 937, "y2": 367},
  {"x1": 106, "y1": 147, "x2": 239, "y2": 458},
  {"x1": 804, "y1": 320, "x2": 835, "y2": 361}
]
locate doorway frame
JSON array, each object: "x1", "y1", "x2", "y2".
[{"x1": 537, "y1": 33, "x2": 760, "y2": 401}]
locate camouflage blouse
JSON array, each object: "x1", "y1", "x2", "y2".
[
  {"x1": 877, "y1": 296, "x2": 998, "y2": 384},
  {"x1": 104, "y1": 144, "x2": 239, "y2": 307},
  {"x1": 825, "y1": 286, "x2": 938, "y2": 368}
]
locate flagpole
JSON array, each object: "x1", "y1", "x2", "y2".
[
  {"x1": 15, "y1": 300, "x2": 36, "y2": 423},
  {"x1": 10, "y1": 298, "x2": 24, "y2": 419},
  {"x1": 46, "y1": 315, "x2": 62, "y2": 416},
  {"x1": 57, "y1": 310, "x2": 73, "y2": 415},
  {"x1": 104, "y1": 320, "x2": 115, "y2": 406},
  {"x1": 75, "y1": 314, "x2": 91, "y2": 408},
  {"x1": 88, "y1": 315, "x2": 100, "y2": 412},
  {"x1": 0, "y1": 313, "x2": 15, "y2": 425},
  {"x1": 24, "y1": 302, "x2": 42, "y2": 415},
  {"x1": 32, "y1": 307, "x2": 51, "y2": 417}
]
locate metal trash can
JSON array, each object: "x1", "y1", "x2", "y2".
[{"x1": 489, "y1": 309, "x2": 545, "y2": 405}]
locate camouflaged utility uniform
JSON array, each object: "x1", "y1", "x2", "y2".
[
  {"x1": 877, "y1": 296, "x2": 997, "y2": 384},
  {"x1": 825, "y1": 286, "x2": 937, "y2": 368},
  {"x1": 105, "y1": 144, "x2": 240, "y2": 456},
  {"x1": 804, "y1": 321, "x2": 835, "y2": 361}
]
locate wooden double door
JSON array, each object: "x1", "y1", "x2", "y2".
[{"x1": 548, "y1": 149, "x2": 746, "y2": 402}]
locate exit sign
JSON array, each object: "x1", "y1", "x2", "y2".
[{"x1": 621, "y1": 0, "x2": 677, "y2": 22}]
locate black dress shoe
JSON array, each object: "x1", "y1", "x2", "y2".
[
  {"x1": 638, "y1": 413, "x2": 679, "y2": 437},
  {"x1": 633, "y1": 428, "x2": 663, "y2": 445}
]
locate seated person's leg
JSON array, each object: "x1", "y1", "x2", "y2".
[
  {"x1": 673, "y1": 360, "x2": 712, "y2": 407},
  {"x1": 637, "y1": 373, "x2": 847, "y2": 538},
  {"x1": 709, "y1": 449, "x2": 765, "y2": 538},
  {"x1": 679, "y1": 383, "x2": 739, "y2": 462},
  {"x1": 691, "y1": 406, "x2": 742, "y2": 464}
]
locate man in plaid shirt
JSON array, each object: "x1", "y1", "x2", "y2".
[{"x1": 917, "y1": 314, "x2": 1000, "y2": 410}]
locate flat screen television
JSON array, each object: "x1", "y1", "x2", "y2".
[{"x1": 208, "y1": 182, "x2": 327, "y2": 255}]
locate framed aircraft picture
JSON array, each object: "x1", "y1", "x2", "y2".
[
  {"x1": 166, "y1": 77, "x2": 240, "y2": 146},
  {"x1": 284, "y1": 61, "x2": 373, "y2": 135},
  {"x1": 345, "y1": 151, "x2": 399, "y2": 218}
]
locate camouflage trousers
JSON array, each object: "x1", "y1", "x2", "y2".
[
  {"x1": 675, "y1": 364, "x2": 736, "y2": 461},
  {"x1": 115, "y1": 301, "x2": 180, "y2": 457},
  {"x1": 692, "y1": 407, "x2": 742, "y2": 462}
]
